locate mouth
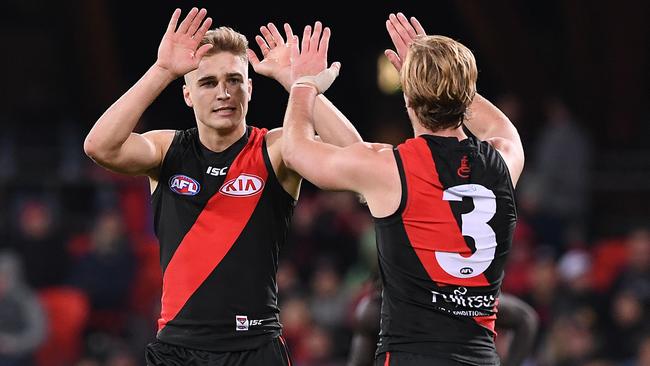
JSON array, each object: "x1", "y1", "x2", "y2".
[{"x1": 212, "y1": 106, "x2": 237, "y2": 115}]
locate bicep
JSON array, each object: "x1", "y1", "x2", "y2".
[
  {"x1": 285, "y1": 140, "x2": 380, "y2": 193},
  {"x1": 95, "y1": 130, "x2": 173, "y2": 176}
]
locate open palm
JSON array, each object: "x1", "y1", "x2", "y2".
[
  {"x1": 155, "y1": 8, "x2": 213, "y2": 78},
  {"x1": 384, "y1": 12, "x2": 426, "y2": 71},
  {"x1": 247, "y1": 23, "x2": 295, "y2": 90},
  {"x1": 290, "y1": 22, "x2": 330, "y2": 81}
]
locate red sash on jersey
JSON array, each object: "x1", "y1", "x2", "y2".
[
  {"x1": 158, "y1": 127, "x2": 269, "y2": 331},
  {"x1": 398, "y1": 137, "x2": 490, "y2": 288}
]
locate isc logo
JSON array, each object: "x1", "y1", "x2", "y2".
[
  {"x1": 220, "y1": 174, "x2": 264, "y2": 197},
  {"x1": 169, "y1": 175, "x2": 201, "y2": 196}
]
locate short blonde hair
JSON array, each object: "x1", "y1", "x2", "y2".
[
  {"x1": 199, "y1": 26, "x2": 249, "y2": 63},
  {"x1": 401, "y1": 35, "x2": 477, "y2": 131}
]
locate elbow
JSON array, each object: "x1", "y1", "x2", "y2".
[
  {"x1": 83, "y1": 134, "x2": 115, "y2": 164},
  {"x1": 281, "y1": 145, "x2": 298, "y2": 171},
  {"x1": 83, "y1": 134, "x2": 100, "y2": 160}
]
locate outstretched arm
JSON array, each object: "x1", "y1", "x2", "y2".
[
  {"x1": 248, "y1": 21, "x2": 361, "y2": 147},
  {"x1": 281, "y1": 26, "x2": 399, "y2": 217},
  {"x1": 464, "y1": 94, "x2": 525, "y2": 185},
  {"x1": 84, "y1": 8, "x2": 212, "y2": 176},
  {"x1": 385, "y1": 12, "x2": 524, "y2": 185}
]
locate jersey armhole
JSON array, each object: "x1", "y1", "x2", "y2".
[
  {"x1": 151, "y1": 130, "x2": 182, "y2": 199},
  {"x1": 261, "y1": 136, "x2": 296, "y2": 203},
  {"x1": 374, "y1": 149, "x2": 408, "y2": 222},
  {"x1": 488, "y1": 143, "x2": 518, "y2": 220}
]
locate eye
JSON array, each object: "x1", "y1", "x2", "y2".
[
  {"x1": 201, "y1": 80, "x2": 217, "y2": 87},
  {"x1": 227, "y1": 77, "x2": 242, "y2": 85}
]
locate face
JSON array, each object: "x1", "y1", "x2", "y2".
[{"x1": 183, "y1": 52, "x2": 252, "y2": 132}]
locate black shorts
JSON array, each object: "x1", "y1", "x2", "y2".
[
  {"x1": 376, "y1": 351, "x2": 479, "y2": 366},
  {"x1": 145, "y1": 337, "x2": 292, "y2": 366}
]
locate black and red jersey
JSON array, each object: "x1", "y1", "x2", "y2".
[
  {"x1": 375, "y1": 134, "x2": 516, "y2": 365},
  {"x1": 151, "y1": 126, "x2": 294, "y2": 352}
]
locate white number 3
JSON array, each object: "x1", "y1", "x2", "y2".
[{"x1": 437, "y1": 184, "x2": 497, "y2": 278}]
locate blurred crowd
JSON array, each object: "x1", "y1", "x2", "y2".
[{"x1": 0, "y1": 93, "x2": 648, "y2": 366}]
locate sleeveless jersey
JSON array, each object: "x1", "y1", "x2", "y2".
[
  {"x1": 374, "y1": 134, "x2": 516, "y2": 365},
  {"x1": 151, "y1": 126, "x2": 294, "y2": 352}
]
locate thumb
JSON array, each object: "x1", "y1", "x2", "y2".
[
  {"x1": 384, "y1": 49, "x2": 401, "y2": 71},
  {"x1": 246, "y1": 49, "x2": 261, "y2": 68},
  {"x1": 330, "y1": 62, "x2": 341, "y2": 77}
]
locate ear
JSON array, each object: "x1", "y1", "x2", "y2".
[
  {"x1": 403, "y1": 93, "x2": 410, "y2": 108},
  {"x1": 183, "y1": 84, "x2": 193, "y2": 108},
  {"x1": 247, "y1": 78, "x2": 253, "y2": 101}
]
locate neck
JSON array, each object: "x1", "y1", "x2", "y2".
[
  {"x1": 197, "y1": 122, "x2": 247, "y2": 152},
  {"x1": 412, "y1": 120, "x2": 467, "y2": 141}
]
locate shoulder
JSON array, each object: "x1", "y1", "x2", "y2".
[
  {"x1": 143, "y1": 129, "x2": 177, "y2": 145},
  {"x1": 264, "y1": 127, "x2": 283, "y2": 147},
  {"x1": 143, "y1": 129, "x2": 180, "y2": 159},
  {"x1": 484, "y1": 137, "x2": 525, "y2": 186}
]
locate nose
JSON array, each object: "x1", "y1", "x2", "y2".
[{"x1": 216, "y1": 83, "x2": 230, "y2": 100}]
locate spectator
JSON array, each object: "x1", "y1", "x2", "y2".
[{"x1": 0, "y1": 251, "x2": 46, "y2": 366}]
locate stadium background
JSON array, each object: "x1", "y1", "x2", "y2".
[{"x1": 0, "y1": 1, "x2": 648, "y2": 365}]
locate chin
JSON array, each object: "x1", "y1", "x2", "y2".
[{"x1": 203, "y1": 117, "x2": 244, "y2": 132}]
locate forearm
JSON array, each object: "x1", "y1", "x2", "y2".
[
  {"x1": 84, "y1": 64, "x2": 175, "y2": 158},
  {"x1": 282, "y1": 86, "x2": 319, "y2": 169},
  {"x1": 465, "y1": 93, "x2": 520, "y2": 143},
  {"x1": 313, "y1": 95, "x2": 363, "y2": 146}
]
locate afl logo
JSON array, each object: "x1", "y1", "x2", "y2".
[
  {"x1": 220, "y1": 174, "x2": 264, "y2": 197},
  {"x1": 169, "y1": 175, "x2": 201, "y2": 196},
  {"x1": 460, "y1": 267, "x2": 473, "y2": 275}
]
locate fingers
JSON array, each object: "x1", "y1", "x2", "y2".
[
  {"x1": 267, "y1": 23, "x2": 285, "y2": 45},
  {"x1": 301, "y1": 25, "x2": 312, "y2": 54},
  {"x1": 254, "y1": 35, "x2": 270, "y2": 57},
  {"x1": 386, "y1": 18, "x2": 407, "y2": 54},
  {"x1": 259, "y1": 26, "x2": 276, "y2": 49},
  {"x1": 309, "y1": 21, "x2": 322, "y2": 54},
  {"x1": 186, "y1": 8, "x2": 207, "y2": 37},
  {"x1": 318, "y1": 27, "x2": 331, "y2": 57},
  {"x1": 284, "y1": 23, "x2": 294, "y2": 43},
  {"x1": 396, "y1": 12, "x2": 417, "y2": 39},
  {"x1": 177, "y1": 7, "x2": 199, "y2": 34},
  {"x1": 388, "y1": 13, "x2": 411, "y2": 47},
  {"x1": 193, "y1": 17, "x2": 212, "y2": 41},
  {"x1": 384, "y1": 49, "x2": 402, "y2": 71},
  {"x1": 289, "y1": 35, "x2": 300, "y2": 62},
  {"x1": 166, "y1": 9, "x2": 181, "y2": 34},
  {"x1": 410, "y1": 16, "x2": 426, "y2": 35}
]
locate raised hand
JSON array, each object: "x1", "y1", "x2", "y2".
[
  {"x1": 155, "y1": 8, "x2": 213, "y2": 78},
  {"x1": 289, "y1": 22, "x2": 340, "y2": 93},
  {"x1": 247, "y1": 22, "x2": 295, "y2": 90},
  {"x1": 385, "y1": 12, "x2": 426, "y2": 71}
]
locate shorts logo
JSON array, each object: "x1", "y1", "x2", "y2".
[
  {"x1": 235, "y1": 315, "x2": 263, "y2": 331},
  {"x1": 169, "y1": 175, "x2": 200, "y2": 196},
  {"x1": 220, "y1": 174, "x2": 265, "y2": 197},
  {"x1": 236, "y1": 315, "x2": 249, "y2": 331}
]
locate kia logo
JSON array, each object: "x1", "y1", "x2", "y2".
[{"x1": 220, "y1": 174, "x2": 264, "y2": 197}]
